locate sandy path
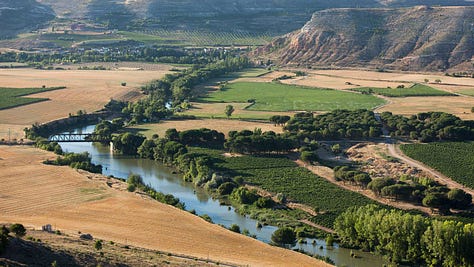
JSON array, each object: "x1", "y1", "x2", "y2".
[
  {"x1": 388, "y1": 143, "x2": 474, "y2": 201},
  {"x1": 0, "y1": 145, "x2": 330, "y2": 267}
]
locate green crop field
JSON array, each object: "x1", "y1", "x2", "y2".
[
  {"x1": 200, "y1": 82, "x2": 385, "y2": 112},
  {"x1": 221, "y1": 68, "x2": 271, "y2": 78},
  {"x1": 123, "y1": 30, "x2": 272, "y2": 46},
  {"x1": 0, "y1": 86, "x2": 65, "y2": 110},
  {"x1": 351, "y1": 84, "x2": 454, "y2": 97},
  {"x1": 456, "y1": 89, "x2": 474, "y2": 97},
  {"x1": 191, "y1": 147, "x2": 378, "y2": 228},
  {"x1": 400, "y1": 142, "x2": 474, "y2": 189}
]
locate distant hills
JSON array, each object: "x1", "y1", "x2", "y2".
[
  {"x1": 0, "y1": 0, "x2": 54, "y2": 38},
  {"x1": 13, "y1": 0, "x2": 474, "y2": 36},
  {"x1": 2, "y1": 1, "x2": 474, "y2": 72},
  {"x1": 253, "y1": 6, "x2": 474, "y2": 72}
]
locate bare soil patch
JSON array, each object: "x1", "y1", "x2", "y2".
[
  {"x1": 133, "y1": 119, "x2": 283, "y2": 138},
  {"x1": 346, "y1": 142, "x2": 430, "y2": 179},
  {"x1": 0, "y1": 68, "x2": 170, "y2": 139},
  {"x1": 0, "y1": 146, "x2": 328, "y2": 267}
]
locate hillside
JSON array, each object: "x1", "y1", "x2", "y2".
[
  {"x1": 0, "y1": 0, "x2": 55, "y2": 38},
  {"x1": 253, "y1": 6, "x2": 474, "y2": 72},
  {"x1": 34, "y1": 0, "x2": 474, "y2": 35}
]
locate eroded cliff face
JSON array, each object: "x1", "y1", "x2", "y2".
[
  {"x1": 0, "y1": 0, "x2": 55, "y2": 37},
  {"x1": 253, "y1": 6, "x2": 474, "y2": 72}
]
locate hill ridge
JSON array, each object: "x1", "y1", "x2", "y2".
[{"x1": 252, "y1": 6, "x2": 474, "y2": 72}]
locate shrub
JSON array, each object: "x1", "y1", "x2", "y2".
[
  {"x1": 229, "y1": 224, "x2": 241, "y2": 233},
  {"x1": 10, "y1": 224, "x2": 26, "y2": 237},
  {"x1": 217, "y1": 182, "x2": 237, "y2": 195},
  {"x1": 271, "y1": 227, "x2": 296, "y2": 246},
  {"x1": 231, "y1": 187, "x2": 258, "y2": 204},
  {"x1": 255, "y1": 197, "x2": 275, "y2": 208},
  {"x1": 95, "y1": 240, "x2": 103, "y2": 250},
  {"x1": 127, "y1": 183, "x2": 136, "y2": 192}
]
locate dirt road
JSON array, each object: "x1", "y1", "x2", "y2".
[
  {"x1": 387, "y1": 143, "x2": 474, "y2": 201},
  {"x1": 294, "y1": 159, "x2": 432, "y2": 214}
]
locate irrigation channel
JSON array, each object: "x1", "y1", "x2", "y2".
[{"x1": 59, "y1": 125, "x2": 386, "y2": 267}]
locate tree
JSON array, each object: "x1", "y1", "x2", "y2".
[
  {"x1": 367, "y1": 178, "x2": 396, "y2": 195},
  {"x1": 225, "y1": 105, "x2": 235, "y2": 118},
  {"x1": 229, "y1": 224, "x2": 241, "y2": 233},
  {"x1": 354, "y1": 173, "x2": 371, "y2": 187},
  {"x1": 423, "y1": 193, "x2": 450, "y2": 213},
  {"x1": 300, "y1": 151, "x2": 318, "y2": 163},
  {"x1": 447, "y1": 188, "x2": 472, "y2": 209},
  {"x1": 231, "y1": 187, "x2": 258, "y2": 204},
  {"x1": 271, "y1": 227, "x2": 296, "y2": 247},
  {"x1": 94, "y1": 239, "x2": 103, "y2": 251},
  {"x1": 217, "y1": 182, "x2": 236, "y2": 195},
  {"x1": 10, "y1": 224, "x2": 26, "y2": 237}
]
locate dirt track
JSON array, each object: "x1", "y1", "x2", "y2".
[
  {"x1": 0, "y1": 145, "x2": 329, "y2": 267},
  {"x1": 388, "y1": 143, "x2": 474, "y2": 201}
]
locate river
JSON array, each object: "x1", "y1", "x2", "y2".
[{"x1": 59, "y1": 125, "x2": 386, "y2": 267}]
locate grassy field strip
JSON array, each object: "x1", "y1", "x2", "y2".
[
  {"x1": 455, "y1": 88, "x2": 474, "y2": 97},
  {"x1": 0, "y1": 86, "x2": 66, "y2": 110},
  {"x1": 200, "y1": 82, "x2": 385, "y2": 112}
]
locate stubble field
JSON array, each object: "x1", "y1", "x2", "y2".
[
  {"x1": 0, "y1": 145, "x2": 327, "y2": 267},
  {"x1": 282, "y1": 69, "x2": 474, "y2": 119},
  {"x1": 0, "y1": 66, "x2": 170, "y2": 139}
]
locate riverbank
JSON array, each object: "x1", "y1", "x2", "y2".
[{"x1": 0, "y1": 145, "x2": 330, "y2": 266}]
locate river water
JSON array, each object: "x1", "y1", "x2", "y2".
[{"x1": 59, "y1": 125, "x2": 386, "y2": 267}]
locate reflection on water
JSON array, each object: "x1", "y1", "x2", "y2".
[{"x1": 59, "y1": 125, "x2": 386, "y2": 267}]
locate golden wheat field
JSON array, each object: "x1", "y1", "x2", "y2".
[{"x1": 0, "y1": 146, "x2": 328, "y2": 267}]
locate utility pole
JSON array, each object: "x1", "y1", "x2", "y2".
[{"x1": 8, "y1": 128, "x2": 11, "y2": 144}]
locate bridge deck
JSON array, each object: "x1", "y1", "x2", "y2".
[{"x1": 47, "y1": 133, "x2": 111, "y2": 143}]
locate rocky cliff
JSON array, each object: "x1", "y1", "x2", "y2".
[{"x1": 253, "y1": 6, "x2": 474, "y2": 71}]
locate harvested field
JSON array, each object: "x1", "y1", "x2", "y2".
[
  {"x1": 0, "y1": 67, "x2": 170, "y2": 139},
  {"x1": 0, "y1": 146, "x2": 328, "y2": 267},
  {"x1": 0, "y1": 228, "x2": 219, "y2": 267},
  {"x1": 281, "y1": 73, "x2": 409, "y2": 90},
  {"x1": 132, "y1": 119, "x2": 283, "y2": 138},
  {"x1": 283, "y1": 69, "x2": 474, "y2": 93},
  {"x1": 376, "y1": 96, "x2": 474, "y2": 120}
]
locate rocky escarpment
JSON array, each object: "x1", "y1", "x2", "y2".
[
  {"x1": 253, "y1": 6, "x2": 474, "y2": 72},
  {"x1": 0, "y1": 0, "x2": 55, "y2": 38}
]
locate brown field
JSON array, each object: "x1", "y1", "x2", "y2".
[
  {"x1": 376, "y1": 96, "x2": 474, "y2": 120},
  {"x1": 276, "y1": 69, "x2": 474, "y2": 119},
  {"x1": 132, "y1": 119, "x2": 283, "y2": 138},
  {"x1": 1, "y1": 228, "x2": 219, "y2": 266},
  {"x1": 0, "y1": 66, "x2": 170, "y2": 139},
  {"x1": 0, "y1": 146, "x2": 328, "y2": 267}
]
